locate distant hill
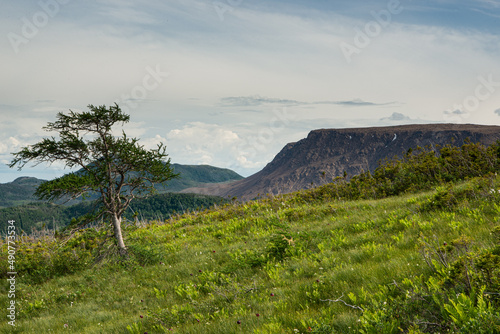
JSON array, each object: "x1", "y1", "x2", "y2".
[
  {"x1": 182, "y1": 124, "x2": 500, "y2": 200},
  {"x1": 160, "y1": 164, "x2": 244, "y2": 192},
  {"x1": 0, "y1": 177, "x2": 45, "y2": 207},
  {"x1": 0, "y1": 164, "x2": 243, "y2": 208}
]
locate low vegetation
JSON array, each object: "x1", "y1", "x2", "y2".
[{"x1": 1, "y1": 141, "x2": 499, "y2": 333}]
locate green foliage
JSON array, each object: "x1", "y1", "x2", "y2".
[
  {"x1": 2, "y1": 140, "x2": 500, "y2": 333},
  {"x1": 0, "y1": 228, "x2": 105, "y2": 284},
  {"x1": 359, "y1": 226, "x2": 500, "y2": 333},
  {"x1": 9, "y1": 104, "x2": 178, "y2": 251}
]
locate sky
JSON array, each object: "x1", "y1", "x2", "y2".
[{"x1": 1, "y1": 0, "x2": 500, "y2": 183}]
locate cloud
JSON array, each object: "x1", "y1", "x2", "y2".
[
  {"x1": 32, "y1": 107, "x2": 67, "y2": 113},
  {"x1": 220, "y1": 95, "x2": 396, "y2": 108},
  {"x1": 2, "y1": 0, "x2": 500, "y2": 183},
  {"x1": 475, "y1": 0, "x2": 500, "y2": 8},
  {"x1": 220, "y1": 96, "x2": 302, "y2": 107},
  {"x1": 165, "y1": 122, "x2": 285, "y2": 174},
  {"x1": 332, "y1": 99, "x2": 394, "y2": 107},
  {"x1": 380, "y1": 112, "x2": 411, "y2": 121},
  {"x1": 444, "y1": 109, "x2": 469, "y2": 115},
  {"x1": 167, "y1": 122, "x2": 241, "y2": 166},
  {"x1": 495, "y1": 108, "x2": 500, "y2": 116},
  {"x1": 0, "y1": 137, "x2": 22, "y2": 155}
]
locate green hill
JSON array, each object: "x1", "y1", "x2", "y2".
[
  {"x1": 0, "y1": 177, "x2": 44, "y2": 208},
  {"x1": 162, "y1": 163, "x2": 243, "y2": 192},
  {"x1": 0, "y1": 164, "x2": 243, "y2": 208},
  {"x1": 0, "y1": 141, "x2": 499, "y2": 333}
]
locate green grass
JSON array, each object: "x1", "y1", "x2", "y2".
[{"x1": 1, "y1": 176, "x2": 499, "y2": 333}]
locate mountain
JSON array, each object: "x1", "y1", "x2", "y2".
[
  {"x1": 161, "y1": 164, "x2": 244, "y2": 192},
  {"x1": 182, "y1": 124, "x2": 500, "y2": 200},
  {"x1": 0, "y1": 164, "x2": 243, "y2": 208},
  {"x1": 0, "y1": 177, "x2": 45, "y2": 207}
]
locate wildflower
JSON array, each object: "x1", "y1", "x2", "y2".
[
  {"x1": 64, "y1": 324, "x2": 69, "y2": 328},
  {"x1": 237, "y1": 320, "x2": 241, "y2": 324},
  {"x1": 140, "y1": 315, "x2": 143, "y2": 318},
  {"x1": 270, "y1": 293, "x2": 275, "y2": 296},
  {"x1": 256, "y1": 313, "x2": 260, "y2": 317}
]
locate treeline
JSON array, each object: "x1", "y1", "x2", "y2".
[
  {"x1": 122, "y1": 192, "x2": 227, "y2": 221},
  {"x1": 0, "y1": 193, "x2": 227, "y2": 235}
]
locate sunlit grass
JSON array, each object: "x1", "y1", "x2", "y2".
[{"x1": 0, "y1": 176, "x2": 499, "y2": 333}]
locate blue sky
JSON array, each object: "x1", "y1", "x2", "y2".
[{"x1": 1, "y1": 0, "x2": 500, "y2": 182}]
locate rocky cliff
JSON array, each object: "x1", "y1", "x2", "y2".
[{"x1": 182, "y1": 124, "x2": 500, "y2": 201}]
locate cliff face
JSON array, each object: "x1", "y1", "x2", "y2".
[{"x1": 182, "y1": 124, "x2": 500, "y2": 201}]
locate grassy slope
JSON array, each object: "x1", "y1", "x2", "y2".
[{"x1": 1, "y1": 176, "x2": 499, "y2": 333}]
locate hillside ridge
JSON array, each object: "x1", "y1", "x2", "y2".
[
  {"x1": 182, "y1": 123, "x2": 500, "y2": 200},
  {"x1": 0, "y1": 164, "x2": 243, "y2": 208}
]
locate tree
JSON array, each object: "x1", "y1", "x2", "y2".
[{"x1": 9, "y1": 104, "x2": 178, "y2": 255}]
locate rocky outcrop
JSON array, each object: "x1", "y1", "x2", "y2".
[{"x1": 182, "y1": 124, "x2": 500, "y2": 201}]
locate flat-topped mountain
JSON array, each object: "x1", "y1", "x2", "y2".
[{"x1": 182, "y1": 124, "x2": 500, "y2": 200}]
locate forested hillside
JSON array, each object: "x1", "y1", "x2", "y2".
[
  {"x1": 0, "y1": 164, "x2": 242, "y2": 209},
  {"x1": 0, "y1": 193, "x2": 227, "y2": 235}
]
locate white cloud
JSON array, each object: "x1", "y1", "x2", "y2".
[
  {"x1": 165, "y1": 122, "x2": 279, "y2": 175},
  {"x1": 0, "y1": 137, "x2": 22, "y2": 155},
  {"x1": 1, "y1": 0, "x2": 500, "y2": 182},
  {"x1": 167, "y1": 122, "x2": 240, "y2": 165},
  {"x1": 380, "y1": 112, "x2": 411, "y2": 121}
]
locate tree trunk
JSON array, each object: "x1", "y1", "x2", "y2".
[{"x1": 111, "y1": 213, "x2": 127, "y2": 255}]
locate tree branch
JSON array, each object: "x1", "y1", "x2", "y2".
[{"x1": 320, "y1": 294, "x2": 364, "y2": 312}]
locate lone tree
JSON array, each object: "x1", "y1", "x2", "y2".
[{"x1": 9, "y1": 104, "x2": 178, "y2": 255}]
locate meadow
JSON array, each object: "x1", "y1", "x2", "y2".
[{"x1": 1, "y1": 142, "x2": 499, "y2": 333}]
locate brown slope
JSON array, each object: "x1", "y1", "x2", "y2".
[{"x1": 182, "y1": 124, "x2": 500, "y2": 201}]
